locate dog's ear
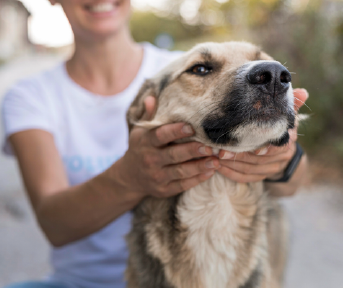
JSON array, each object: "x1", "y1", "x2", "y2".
[
  {"x1": 127, "y1": 73, "x2": 172, "y2": 132},
  {"x1": 127, "y1": 80, "x2": 157, "y2": 132}
]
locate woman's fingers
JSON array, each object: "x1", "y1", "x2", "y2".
[
  {"x1": 217, "y1": 166, "x2": 267, "y2": 183},
  {"x1": 220, "y1": 142, "x2": 296, "y2": 166},
  {"x1": 141, "y1": 96, "x2": 156, "y2": 121},
  {"x1": 165, "y1": 170, "x2": 215, "y2": 195},
  {"x1": 161, "y1": 142, "x2": 213, "y2": 165},
  {"x1": 293, "y1": 88, "x2": 309, "y2": 112},
  {"x1": 164, "y1": 157, "x2": 220, "y2": 181},
  {"x1": 149, "y1": 123, "x2": 194, "y2": 147},
  {"x1": 219, "y1": 159, "x2": 289, "y2": 177},
  {"x1": 217, "y1": 140, "x2": 297, "y2": 182}
]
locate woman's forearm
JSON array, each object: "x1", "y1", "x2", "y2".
[
  {"x1": 265, "y1": 154, "x2": 308, "y2": 197},
  {"x1": 36, "y1": 159, "x2": 143, "y2": 247}
]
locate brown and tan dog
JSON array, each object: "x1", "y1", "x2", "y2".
[{"x1": 125, "y1": 42, "x2": 294, "y2": 288}]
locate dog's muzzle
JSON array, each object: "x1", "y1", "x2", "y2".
[{"x1": 202, "y1": 61, "x2": 295, "y2": 146}]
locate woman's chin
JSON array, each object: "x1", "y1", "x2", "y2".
[{"x1": 79, "y1": 20, "x2": 128, "y2": 40}]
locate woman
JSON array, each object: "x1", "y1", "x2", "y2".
[{"x1": 2, "y1": 1, "x2": 308, "y2": 287}]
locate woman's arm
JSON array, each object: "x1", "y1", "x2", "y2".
[
  {"x1": 10, "y1": 129, "x2": 140, "y2": 247},
  {"x1": 10, "y1": 119, "x2": 219, "y2": 247},
  {"x1": 264, "y1": 154, "x2": 308, "y2": 197}
]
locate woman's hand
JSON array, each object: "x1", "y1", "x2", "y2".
[
  {"x1": 217, "y1": 129, "x2": 298, "y2": 183},
  {"x1": 217, "y1": 88, "x2": 309, "y2": 186},
  {"x1": 114, "y1": 96, "x2": 220, "y2": 199}
]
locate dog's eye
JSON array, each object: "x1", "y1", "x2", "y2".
[{"x1": 190, "y1": 65, "x2": 212, "y2": 75}]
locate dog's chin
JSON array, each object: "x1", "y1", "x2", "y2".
[
  {"x1": 268, "y1": 131, "x2": 290, "y2": 147},
  {"x1": 202, "y1": 117, "x2": 293, "y2": 153}
]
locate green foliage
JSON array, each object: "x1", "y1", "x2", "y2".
[
  {"x1": 130, "y1": 11, "x2": 203, "y2": 44},
  {"x1": 256, "y1": 11, "x2": 343, "y2": 158}
]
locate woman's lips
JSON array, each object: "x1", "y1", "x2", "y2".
[{"x1": 84, "y1": 1, "x2": 121, "y2": 16}]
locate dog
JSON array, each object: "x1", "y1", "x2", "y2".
[{"x1": 125, "y1": 41, "x2": 296, "y2": 288}]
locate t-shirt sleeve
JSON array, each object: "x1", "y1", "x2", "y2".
[{"x1": 1, "y1": 79, "x2": 53, "y2": 156}]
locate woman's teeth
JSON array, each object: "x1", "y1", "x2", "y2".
[{"x1": 88, "y1": 3, "x2": 114, "y2": 13}]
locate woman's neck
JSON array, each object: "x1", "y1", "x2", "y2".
[{"x1": 66, "y1": 27, "x2": 144, "y2": 96}]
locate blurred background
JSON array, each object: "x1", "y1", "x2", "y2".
[{"x1": 0, "y1": 0, "x2": 342, "y2": 287}]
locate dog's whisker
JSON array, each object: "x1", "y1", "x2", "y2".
[
  {"x1": 215, "y1": 128, "x2": 232, "y2": 144},
  {"x1": 293, "y1": 96, "x2": 312, "y2": 111}
]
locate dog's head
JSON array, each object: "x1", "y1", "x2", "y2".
[{"x1": 128, "y1": 41, "x2": 295, "y2": 152}]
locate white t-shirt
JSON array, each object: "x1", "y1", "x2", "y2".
[{"x1": 1, "y1": 43, "x2": 182, "y2": 288}]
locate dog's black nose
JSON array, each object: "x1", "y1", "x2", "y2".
[{"x1": 247, "y1": 62, "x2": 291, "y2": 96}]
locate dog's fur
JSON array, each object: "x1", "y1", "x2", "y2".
[{"x1": 125, "y1": 42, "x2": 295, "y2": 288}]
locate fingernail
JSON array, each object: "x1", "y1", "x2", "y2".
[
  {"x1": 257, "y1": 147, "x2": 268, "y2": 156},
  {"x1": 206, "y1": 160, "x2": 214, "y2": 169},
  {"x1": 204, "y1": 170, "x2": 215, "y2": 177},
  {"x1": 199, "y1": 146, "x2": 212, "y2": 155},
  {"x1": 182, "y1": 124, "x2": 193, "y2": 135},
  {"x1": 221, "y1": 151, "x2": 234, "y2": 159},
  {"x1": 213, "y1": 148, "x2": 219, "y2": 156}
]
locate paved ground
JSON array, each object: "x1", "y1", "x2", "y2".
[
  {"x1": 282, "y1": 185, "x2": 343, "y2": 288},
  {"x1": 0, "y1": 54, "x2": 343, "y2": 288}
]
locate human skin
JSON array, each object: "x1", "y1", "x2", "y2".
[{"x1": 8, "y1": 0, "x2": 308, "y2": 246}]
